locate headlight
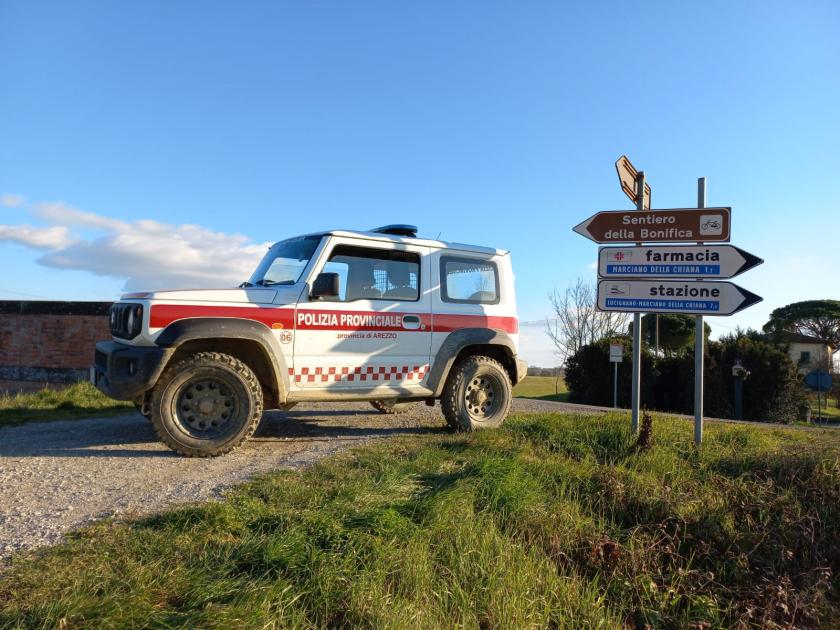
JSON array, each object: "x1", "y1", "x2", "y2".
[
  {"x1": 128, "y1": 305, "x2": 143, "y2": 338},
  {"x1": 109, "y1": 303, "x2": 144, "y2": 339}
]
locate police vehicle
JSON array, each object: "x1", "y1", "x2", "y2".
[{"x1": 92, "y1": 225, "x2": 526, "y2": 456}]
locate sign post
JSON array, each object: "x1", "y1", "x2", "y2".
[
  {"x1": 694, "y1": 178, "x2": 706, "y2": 446},
  {"x1": 610, "y1": 343, "x2": 623, "y2": 408},
  {"x1": 575, "y1": 156, "x2": 762, "y2": 445},
  {"x1": 630, "y1": 172, "x2": 645, "y2": 434}
]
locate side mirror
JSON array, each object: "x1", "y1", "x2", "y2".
[{"x1": 311, "y1": 272, "x2": 340, "y2": 299}]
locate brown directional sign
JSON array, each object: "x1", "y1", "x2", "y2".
[
  {"x1": 573, "y1": 207, "x2": 731, "y2": 244},
  {"x1": 616, "y1": 155, "x2": 651, "y2": 209}
]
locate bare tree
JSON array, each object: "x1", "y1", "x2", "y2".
[{"x1": 545, "y1": 278, "x2": 629, "y2": 364}]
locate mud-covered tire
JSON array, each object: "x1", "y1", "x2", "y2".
[
  {"x1": 150, "y1": 352, "x2": 263, "y2": 457},
  {"x1": 441, "y1": 355, "x2": 512, "y2": 431},
  {"x1": 370, "y1": 400, "x2": 411, "y2": 414}
]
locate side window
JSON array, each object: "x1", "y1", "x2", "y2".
[
  {"x1": 323, "y1": 245, "x2": 420, "y2": 302},
  {"x1": 441, "y1": 256, "x2": 499, "y2": 304}
]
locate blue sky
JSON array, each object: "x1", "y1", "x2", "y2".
[{"x1": 1, "y1": 1, "x2": 838, "y2": 365}]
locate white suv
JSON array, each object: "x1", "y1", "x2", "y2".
[{"x1": 92, "y1": 225, "x2": 526, "y2": 456}]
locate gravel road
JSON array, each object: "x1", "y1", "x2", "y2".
[{"x1": 0, "y1": 398, "x2": 598, "y2": 564}]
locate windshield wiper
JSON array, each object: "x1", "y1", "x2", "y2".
[{"x1": 239, "y1": 281, "x2": 254, "y2": 288}]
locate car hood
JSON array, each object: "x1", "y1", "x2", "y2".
[{"x1": 121, "y1": 288, "x2": 278, "y2": 304}]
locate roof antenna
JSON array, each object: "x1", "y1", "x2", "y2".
[{"x1": 436, "y1": 232, "x2": 442, "y2": 240}]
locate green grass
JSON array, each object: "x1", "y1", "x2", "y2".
[
  {"x1": 0, "y1": 381, "x2": 133, "y2": 426},
  {"x1": 3, "y1": 413, "x2": 840, "y2": 628},
  {"x1": 810, "y1": 395, "x2": 840, "y2": 420},
  {"x1": 513, "y1": 375, "x2": 569, "y2": 402}
]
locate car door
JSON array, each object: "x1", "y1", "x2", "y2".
[{"x1": 290, "y1": 236, "x2": 432, "y2": 390}]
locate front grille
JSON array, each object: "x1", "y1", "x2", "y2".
[{"x1": 109, "y1": 303, "x2": 143, "y2": 339}]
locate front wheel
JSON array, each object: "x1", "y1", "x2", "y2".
[
  {"x1": 150, "y1": 352, "x2": 263, "y2": 457},
  {"x1": 441, "y1": 355, "x2": 512, "y2": 431}
]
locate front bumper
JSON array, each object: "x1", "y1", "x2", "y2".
[{"x1": 91, "y1": 340, "x2": 173, "y2": 400}]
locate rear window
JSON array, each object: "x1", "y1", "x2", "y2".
[{"x1": 440, "y1": 256, "x2": 499, "y2": 304}]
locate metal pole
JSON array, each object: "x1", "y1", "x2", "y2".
[
  {"x1": 694, "y1": 177, "x2": 706, "y2": 445},
  {"x1": 818, "y1": 385, "x2": 822, "y2": 424},
  {"x1": 631, "y1": 172, "x2": 645, "y2": 433},
  {"x1": 655, "y1": 314, "x2": 660, "y2": 357},
  {"x1": 613, "y1": 361, "x2": 618, "y2": 408}
]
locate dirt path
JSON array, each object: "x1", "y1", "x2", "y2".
[{"x1": 0, "y1": 399, "x2": 598, "y2": 564}]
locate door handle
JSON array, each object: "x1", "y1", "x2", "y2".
[{"x1": 402, "y1": 314, "x2": 421, "y2": 330}]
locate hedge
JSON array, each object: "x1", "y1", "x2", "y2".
[{"x1": 565, "y1": 330, "x2": 807, "y2": 422}]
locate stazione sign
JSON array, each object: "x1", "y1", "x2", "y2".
[
  {"x1": 597, "y1": 279, "x2": 762, "y2": 316},
  {"x1": 573, "y1": 208, "x2": 731, "y2": 244}
]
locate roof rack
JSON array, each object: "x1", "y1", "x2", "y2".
[{"x1": 370, "y1": 224, "x2": 418, "y2": 237}]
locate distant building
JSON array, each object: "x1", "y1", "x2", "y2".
[{"x1": 770, "y1": 332, "x2": 835, "y2": 374}]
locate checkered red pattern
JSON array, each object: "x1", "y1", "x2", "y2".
[{"x1": 288, "y1": 364, "x2": 429, "y2": 384}]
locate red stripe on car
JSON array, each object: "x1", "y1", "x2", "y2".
[
  {"x1": 149, "y1": 304, "x2": 295, "y2": 329},
  {"x1": 150, "y1": 305, "x2": 517, "y2": 334},
  {"x1": 431, "y1": 314, "x2": 518, "y2": 334}
]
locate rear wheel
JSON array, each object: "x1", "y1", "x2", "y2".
[
  {"x1": 370, "y1": 400, "x2": 411, "y2": 414},
  {"x1": 150, "y1": 352, "x2": 263, "y2": 457},
  {"x1": 441, "y1": 355, "x2": 512, "y2": 431}
]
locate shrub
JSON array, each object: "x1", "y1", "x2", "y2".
[
  {"x1": 565, "y1": 337, "x2": 656, "y2": 408},
  {"x1": 565, "y1": 330, "x2": 807, "y2": 422}
]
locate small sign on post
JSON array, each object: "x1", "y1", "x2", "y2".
[
  {"x1": 616, "y1": 155, "x2": 651, "y2": 209},
  {"x1": 610, "y1": 343, "x2": 622, "y2": 409}
]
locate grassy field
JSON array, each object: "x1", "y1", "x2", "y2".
[
  {"x1": 2, "y1": 412, "x2": 839, "y2": 628},
  {"x1": 512, "y1": 374, "x2": 568, "y2": 402},
  {"x1": 809, "y1": 394, "x2": 840, "y2": 420},
  {"x1": 0, "y1": 381, "x2": 132, "y2": 427}
]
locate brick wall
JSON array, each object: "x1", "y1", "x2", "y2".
[{"x1": 0, "y1": 301, "x2": 112, "y2": 383}]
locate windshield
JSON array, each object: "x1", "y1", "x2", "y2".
[{"x1": 247, "y1": 235, "x2": 322, "y2": 286}]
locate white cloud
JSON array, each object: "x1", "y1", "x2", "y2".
[
  {"x1": 0, "y1": 199, "x2": 270, "y2": 291},
  {"x1": 1, "y1": 193, "x2": 25, "y2": 208},
  {"x1": 0, "y1": 224, "x2": 73, "y2": 249},
  {"x1": 33, "y1": 201, "x2": 125, "y2": 231}
]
